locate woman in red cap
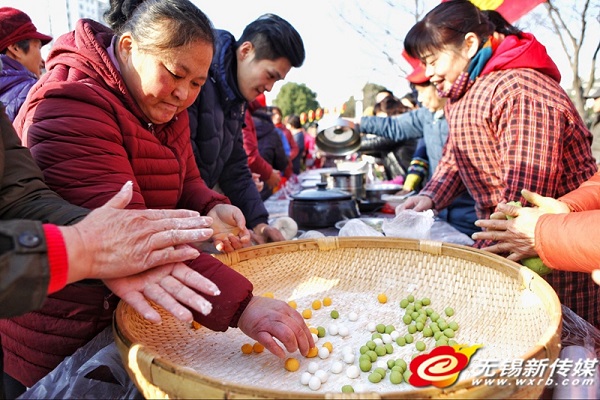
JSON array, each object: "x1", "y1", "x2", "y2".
[{"x1": 0, "y1": 7, "x2": 52, "y2": 121}]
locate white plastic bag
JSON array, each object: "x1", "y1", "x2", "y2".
[
  {"x1": 298, "y1": 230, "x2": 326, "y2": 239},
  {"x1": 382, "y1": 209, "x2": 435, "y2": 239},
  {"x1": 338, "y1": 219, "x2": 384, "y2": 237}
]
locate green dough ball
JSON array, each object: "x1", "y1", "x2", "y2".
[
  {"x1": 506, "y1": 201, "x2": 552, "y2": 276},
  {"x1": 341, "y1": 385, "x2": 354, "y2": 393},
  {"x1": 368, "y1": 372, "x2": 382, "y2": 383},
  {"x1": 506, "y1": 200, "x2": 522, "y2": 208},
  {"x1": 374, "y1": 367, "x2": 387, "y2": 378},
  {"x1": 360, "y1": 358, "x2": 372, "y2": 372},
  {"x1": 390, "y1": 370, "x2": 403, "y2": 384},
  {"x1": 521, "y1": 256, "x2": 553, "y2": 276}
]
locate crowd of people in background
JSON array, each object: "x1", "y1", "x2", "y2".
[{"x1": 1, "y1": 0, "x2": 600, "y2": 397}]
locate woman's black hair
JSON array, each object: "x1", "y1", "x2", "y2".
[
  {"x1": 404, "y1": 0, "x2": 493, "y2": 61},
  {"x1": 104, "y1": 0, "x2": 215, "y2": 53},
  {"x1": 287, "y1": 114, "x2": 302, "y2": 129},
  {"x1": 482, "y1": 9, "x2": 523, "y2": 38},
  {"x1": 0, "y1": 39, "x2": 30, "y2": 55}
]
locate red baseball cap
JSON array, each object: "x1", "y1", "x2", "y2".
[
  {"x1": 0, "y1": 7, "x2": 52, "y2": 53},
  {"x1": 406, "y1": 64, "x2": 429, "y2": 85}
]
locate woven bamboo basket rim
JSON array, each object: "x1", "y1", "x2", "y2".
[{"x1": 114, "y1": 237, "x2": 562, "y2": 399}]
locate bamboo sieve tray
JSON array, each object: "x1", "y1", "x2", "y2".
[{"x1": 114, "y1": 237, "x2": 562, "y2": 399}]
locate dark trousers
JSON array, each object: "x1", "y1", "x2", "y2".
[
  {"x1": 2, "y1": 373, "x2": 25, "y2": 399},
  {"x1": 1, "y1": 336, "x2": 26, "y2": 399}
]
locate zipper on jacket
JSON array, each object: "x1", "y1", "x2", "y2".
[{"x1": 147, "y1": 122, "x2": 155, "y2": 134}]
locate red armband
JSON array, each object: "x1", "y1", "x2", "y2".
[{"x1": 42, "y1": 224, "x2": 69, "y2": 294}]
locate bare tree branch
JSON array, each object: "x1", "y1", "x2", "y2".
[
  {"x1": 586, "y1": 40, "x2": 600, "y2": 96},
  {"x1": 544, "y1": 1, "x2": 577, "y2": 59},
  {"x1": 541, "y1": 0, "x2": 596, "y2": 116}
]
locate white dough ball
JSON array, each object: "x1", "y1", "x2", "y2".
[
  {"x1": 318, "y1": 347, "x2": 330, "y2": 359},
  {"x1": 346, "y1": 365, "x2": 360, "y2": 379},
  {"x1": 367, "y1": 322, "x2": 376, "y2": 332},
  {"x1": 373, "y1": 338, "x2": 383, "y2": 346},
  {"x1": 348, "y1": 311, "x2": 358, "y2": 321},
  {"x1": 390, "y1": 330, "x2": 401, "y2": 340},
  {"x1": 338, "y1": 325, "x2": 349, "y2": 337},
  {"x1": 300, "y1": 372, "x2": 311, "y2": 385},
  {"x1": 382, "y1": 333, "x2": 392, "y2": 344},
  {"x1": 315, "y1": 369, "x2": 329, "y2": 383},
  {"x1": 308, "y1": 375, "x2": 321, "y2": 391},
  {"x1": 328, "y1": 324, "x2": 339, "y2": 336},
  {"x1": 271, "y1": 217, "x2": 298, "y2": 240},
  {"x1": 343, "y1": 352, "x2": 355, "y2": 364},
  {"x1": 311, "y1": 333, "x2": 319, "y2": 343},
  {"x1": 331, "y1": 361, "x2": 344, "y2": 374},
  {"x1": 307, "y1": 361, "x2": 319, "y2": 374}
]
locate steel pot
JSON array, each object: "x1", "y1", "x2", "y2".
[
  {"x1": 289, "y1": 183, "x2": 360, "y2": 229},
  {"x1": 365, "y1": 183, "x2": 403, "y2": 202},
  {"x1": 321, "y1": 171, "x2": 366, "y2": 199}
]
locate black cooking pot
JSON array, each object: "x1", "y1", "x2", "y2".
[{"x1": 289, "y1": 183, "x2": 360, "y2": 229}]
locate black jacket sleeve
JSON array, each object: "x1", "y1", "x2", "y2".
[
  {"x1": 218, "y1": 130, "x2": 270, "y2": 228},
  {"x1": 0, "y1": 105, "x2": 88, "y2": 224},
  {"x1": 0, "y1": 220, "x2": 52, "y2": 318},
  {"x1": 0, "y1": 104, "x2": 88, "y2": 317}
]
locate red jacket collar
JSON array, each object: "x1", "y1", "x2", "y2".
[{"x1": 482, "y1": 32, "x2": 561, "y2": 84}]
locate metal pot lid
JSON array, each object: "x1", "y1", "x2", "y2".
[
  {"x1": 315, "y1": 117, "x2": 361, "y2": 156},
  {"x1": 291, "y1": 182, "x2": 353, "y2": 201}
]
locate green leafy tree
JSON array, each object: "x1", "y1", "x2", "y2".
[{"x1": 273, "y1": 82, "x2": 320, "y2": 117}]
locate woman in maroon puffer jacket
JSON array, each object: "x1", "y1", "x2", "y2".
[{"x1": 3, "y1": 0, "x2": 312, "y2": 391}]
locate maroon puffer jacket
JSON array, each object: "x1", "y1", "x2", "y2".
[{"x1": 2, "y1": 19, "x2": 253, "y2": 387}]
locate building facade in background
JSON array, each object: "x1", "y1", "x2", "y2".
[{"x1": 65, "y1": 0, "x2": 108, "y2": 30}]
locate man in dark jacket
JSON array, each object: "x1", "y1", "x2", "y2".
[{"x1": 188, "y1": 14, "x2": 305, "y2": 244}]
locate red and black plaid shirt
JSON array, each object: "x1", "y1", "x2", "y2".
[
  {"x1": 424, "y1": 68, "x2": 596, "y2": 226},
  {"x1": 421, "y1": 68, "x2": 599, "y2": 328}
]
